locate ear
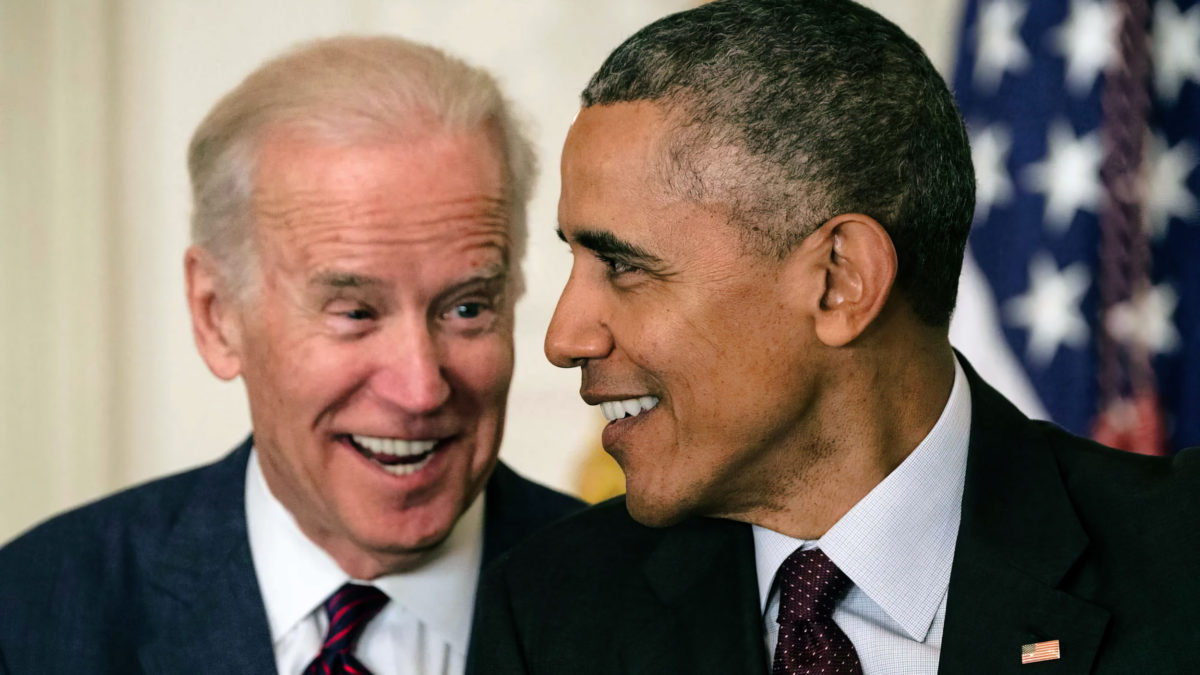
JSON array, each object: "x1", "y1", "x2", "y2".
[
  {"x1": 803, "y1": 214, "x2": 898, "y2": 347},
  {"x1": 184, "y1": 246, "x2": 245, "y2": 380}
]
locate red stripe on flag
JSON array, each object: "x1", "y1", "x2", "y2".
[
  {"x1": 1091, "y1": 389, "x2": 1167, "y2": 455},
  {"x1": 1021, "y1": 640, "x2": 1061, "y2": 664}
]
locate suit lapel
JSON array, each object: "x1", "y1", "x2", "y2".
[
  {"x1": 939, "y1": 364, "x2": 1108, "y2": 674},
  {"x1": 627, "y1": 518, "x2": 768, "y2": 675},
  {"x1": 137, "y1": 440, "x2": 277, "y2": 674}
]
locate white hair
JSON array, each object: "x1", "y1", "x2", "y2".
[{"x1": 188, "y1": 35, "x2": 537, "y2": 297}]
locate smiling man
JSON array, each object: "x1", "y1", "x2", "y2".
[
  {"x1": 0, "y1": 37, "x2": 580, "y2": 674},
  {"x1": 468, "y1": 1, "x2": 1200, "y2": 673}
]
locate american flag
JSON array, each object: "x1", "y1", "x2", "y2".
[
  {"x1": 1021, "y1": 639, "x2": 1062, "y2": 664},
  {"x1": 949, "y1": 0, "x2": 1200, "y2": 454}
]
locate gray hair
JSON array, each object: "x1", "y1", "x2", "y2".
[
  {"x1": 582, "y1": 0, "x2": 975, "y2": 326},
  {"x1": 188, "y1": 35, "x2": 537, "y2": 297}
]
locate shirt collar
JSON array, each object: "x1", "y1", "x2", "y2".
[
  {"x1": 753, "y1": 356, "x2": 972, "y2": 642},
  {"x1": 244, "y1": 449, "x2": 485, "y2": 654}
]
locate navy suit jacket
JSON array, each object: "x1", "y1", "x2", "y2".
[
  {"x1": 0, "y1": 438, "x2": 582, "y2": 674},
  {"x1": 469, "y1": 363, "x2": 1200, "y2": 674}
]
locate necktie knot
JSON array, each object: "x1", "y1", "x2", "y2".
[
  {"x1": 771, "y1": 548, "x2": 862, "y2": 675},
  {"x1": 775, "y1": 548, "x2": 852, "y2": 625},
  {"x1": 304, "y1": 583, "x2": 389, "y2": 674},
  {"x1": 322, "y1": 583, "x2": 389, "y2": 653}
]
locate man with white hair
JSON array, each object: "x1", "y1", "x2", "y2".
[{"x1": 0, "y1": 36, "x2": 580, "y2": 674}]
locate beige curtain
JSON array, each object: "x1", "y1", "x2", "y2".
[{"x1": 1, "y1": 0, "x2": 122, "y2": 541}]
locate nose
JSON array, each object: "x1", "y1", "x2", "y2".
[
  {"x1": 368, "y1": 321, "x2": 452, "y2": 414},
  {"x1": 544, "y1": 272, "x2": 613, "y2": 368}
]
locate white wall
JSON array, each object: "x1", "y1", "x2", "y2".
[{"x1": 1, "y1": 0, "x2": 966, "y2": 542}]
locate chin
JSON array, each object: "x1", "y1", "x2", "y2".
[
  {"x1": 622, "y1": 489, "x2": 695, "y2": 528},
  {"x1": 354, "y1": 528, "x2": 453, "y2": 573},
  {"x1": 355, "y1": 507, "x2": 457, "y2": 555},
  {"x1": 385, "y1": 534, "x2": 450, "y2": 562}
]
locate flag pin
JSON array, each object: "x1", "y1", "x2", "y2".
[{"x1": 1021, "y1": 639, "x2": 1061, "y2": 664}]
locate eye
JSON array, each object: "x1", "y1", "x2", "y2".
[
  {"x1": 439, "y1": 296, "x2": 499, "y2": 334},
  {"x1": 344, "y1": 307, "x2": 376, "y2": 321},
  {"x1": 598, "y1": 254, "x2": 639, "y2": 277},
  {"x1": 453, "y1": 302, "x2": 482, "y2": 319},
  {"x1": 323, "y1": 300, "x2": 380, "y2": 338}
]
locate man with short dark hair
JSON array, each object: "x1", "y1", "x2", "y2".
[
  {"x1": 0, "y1": 36, "x2": 580, "y2": 674},
  {"x1": 468, "y1": 2, "x2": 1200, "y2": 673}
]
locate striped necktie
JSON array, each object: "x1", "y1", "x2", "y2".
[{"x1": 304, "y1": 583, "x2": 390, "y2": 675}]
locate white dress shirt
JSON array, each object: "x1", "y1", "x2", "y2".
[
  {"x1": 754, "y1": 357, "x2": 972, "y2": 675},
  {"x1": 245, "y1": 450, "x2": 484, "y2": 675}
]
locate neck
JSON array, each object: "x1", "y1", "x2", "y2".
[{"x1": 726, "y1": 333, "x2": 957, "y2": 539}]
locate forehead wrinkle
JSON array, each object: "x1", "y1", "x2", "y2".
[
  {"x1": 255, "y1": 189, "x2": 510, "y2": 232},
  {"x1": 254, "y1": 200, "x2": 513, "y2": 271}
]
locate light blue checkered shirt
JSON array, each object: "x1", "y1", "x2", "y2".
[{"x1": 754, "y1": 357, "x2": 971, "y2": 675}]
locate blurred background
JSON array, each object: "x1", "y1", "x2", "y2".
[{"x1": 2, "y1": 0, "x2": 1196, "y2": 543}]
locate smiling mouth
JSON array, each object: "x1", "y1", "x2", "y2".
[
  {"x1": 343, "y1": 434, "x2": 442, "y2": 476},
  {"x1": 598, "y1": 396, "x2": 659, "y2": 423}
]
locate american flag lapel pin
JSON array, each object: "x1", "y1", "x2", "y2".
[{"x1": 1021, "y1": 640, "x2": 1061, "y2": 664}]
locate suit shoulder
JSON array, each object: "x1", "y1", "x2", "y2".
[
  {"x1": 491, "y1": 497, "x2": 666, "y2": 585},
  {"x1": 0, "y1": 457, "x2": 226, "y2": 586},
  {"x1": 1036, "y1": 423, "x2": 1200, "y2": 529},
  {"x1": 1039, "y1": 422, "x2": 1200, "y2": 488},
  {"x1": 481, "y1": 463, "x2": 587, "y2": 567},
  {"x1": 525, "y1": 496, "x2": 651, "y2": 549},
  {"x1": 490, "y1": 462, "x2": 585, "y2": 522}
]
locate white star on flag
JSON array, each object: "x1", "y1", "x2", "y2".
[
  {"x1": 952, "y1": 0, "x2": 1200, "y2": 453},
  {"x1": 1105, "y1": 283, "x2": 1181, "y2": 355},
  {"x1": 1152, "y1": 1, "x2": 1200, "y2": 103},
  {"x1": 975, "y1": 0, "x2": 1032, "y2": 93},
  {"x1": 1023, "y1": 120, "x2": 1104, "y2": 232},
  {"x1": 1052, "y1": 0, "x2": 1119, "y2": 96},
  {"x1": 1005, "y1": 253, "x2": 1092, "y2": 366},
  {"x1": 1146, "y1": 134, "x2": 1199, "y2": 240},
  {"x1": 971, "y1": 124, "x2": 1015, "y2": 222}
]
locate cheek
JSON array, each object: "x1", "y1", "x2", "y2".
[
  {"x1": 655, "y1": 321, "x2": 768, "y2": 427},
  {"x1": 244, "y1": 333, "x2": 376, "y2": 431},
  {"x1": 445, "y1": 336, "x2": 514, "y2": 402}
]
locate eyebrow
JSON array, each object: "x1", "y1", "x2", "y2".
[
  {"x1": 311, "y1": 265, "x2": 510, "y2": 304},
  {"x1": 310, "y1": 271, "x2": 385, "y2": 290},
  {"x1": 557, "y1": 227, "x2": 664, "y2": 267},
  {"x1": 431, "y1": 266, "x2": 510, "y2": 307}
]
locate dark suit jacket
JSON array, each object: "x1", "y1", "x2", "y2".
[
  {"x1": 468, "y1": 366, "x2": 1200, "y2": 674},
  {"x1": 0, "y1": 437, "x2": 582, "y2": 674}
]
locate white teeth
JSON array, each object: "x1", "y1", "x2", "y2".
[
  {"x1": 352, "y1": 435, "x2": 438, "y2": 457},
  {"x1": 350, "y1": 435, "x2": 440, "y2": 476},
  {"x1": 601, "y1": 401, "x2": 617, "y2": 420},
  {"x1": 598, "y1": 396, "x2": 659, "y2": 422}
]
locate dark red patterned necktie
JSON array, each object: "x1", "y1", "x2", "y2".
[
  {"x1": 771, "y1": 548, "x2": 863, "y2": 675},
  {"x1": 304, "y1": 583, "x2": 390, "y2": 675}
]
